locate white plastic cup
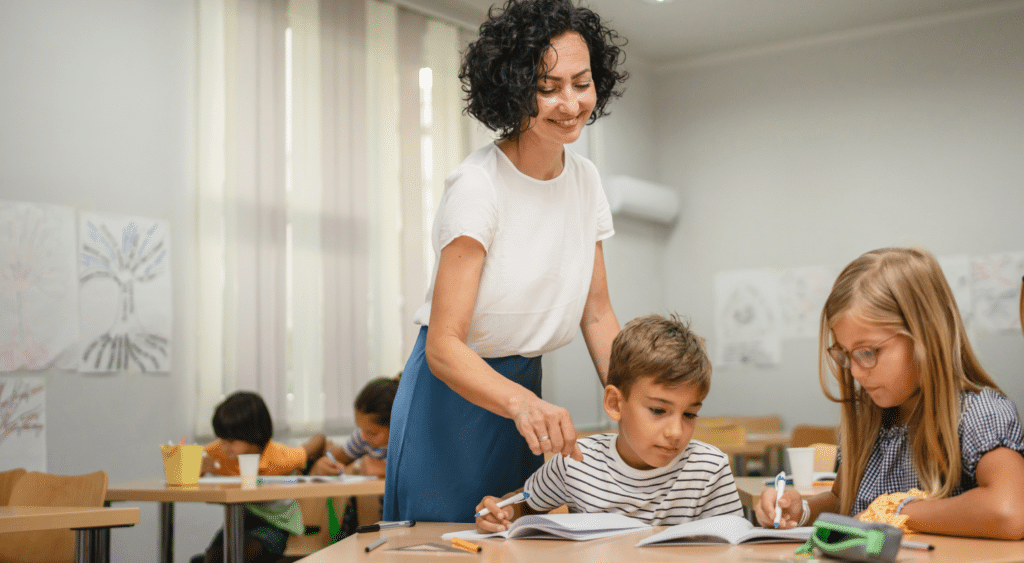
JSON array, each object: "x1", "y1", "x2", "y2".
[
  {"x1": 238, "y1": 453, "x2": 260, "y2": 486},
  {"x1": 787, "y1": 447, "x2": 815, "y2": 488}
]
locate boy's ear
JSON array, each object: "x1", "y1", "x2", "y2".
[{"x1": 603, "y1": 385, "x2": 624, "y2": 422}]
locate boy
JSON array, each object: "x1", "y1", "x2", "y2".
[{"x1": 476, "y1": 313, "x2": 743, "y2": 531}]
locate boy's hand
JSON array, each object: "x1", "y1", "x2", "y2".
[
  {"x1": 475, "y1": 495, "x2": 514, "y2": 533},
  {"x1": 309, "y1": 454, "x2": 343, "y2": 476},
  {"x1": 360, "y1": 456, "x2": 387, "y2": 477},
  {"x1": 755, "y1": 488, "x2": 804, "y2": 529},
  {"x1": 200, "y1": 453, "x2": 218, "y2": 475}
]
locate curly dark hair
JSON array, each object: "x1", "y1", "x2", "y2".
[{"x1": 460, "y1": 0, "x2": 628, "y2": 140}]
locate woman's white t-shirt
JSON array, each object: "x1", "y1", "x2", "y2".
[{"x1": 412, "y1": 142, "x2": 614, "y2": 358}]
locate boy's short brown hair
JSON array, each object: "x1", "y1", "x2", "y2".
[{"x1": 606, "y1": 313, "x2": 711, "y2": 399}]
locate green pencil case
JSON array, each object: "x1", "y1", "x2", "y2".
[{"x1": 795, "y1": 513, "x2": 903, "y2": 563}]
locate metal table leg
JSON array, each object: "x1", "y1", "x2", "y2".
[
  {"x1": 224, "y1": 503, "x2": 246, "y2": 563},
  {"x1": 75, "y1": 529, "x2": 92, "y2": 563},
  {"x1": 160, "y1": 502, "x2": 174, "y2": 563}
]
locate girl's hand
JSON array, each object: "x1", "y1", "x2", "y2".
[
  {"x1": 200, "y1": 453, "x2": 217, "y2": 475},
  {"x1": 756, "y1": 489, "x2": 804, "y2": 529},
  {"x1": 475, "y1": 496, "x2": 514, "y2": 533},
  {"x1": 509, "y1": 395, "x2": 583, "y2": 461}
]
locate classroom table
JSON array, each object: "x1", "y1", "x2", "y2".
[
  {"x1": 106, "y1": 476, "x2": 385, "y2": 563},
  {"x1": 293, "y1": 521, "x2": 1024, "y2": 563},
  {"x1": 0, "y1": 505, "x2": 139, "y2": 563},
  {"x1": 711, "y1": 432, "x2": 790, "y2": 476},
  {"x1": 734, "y1": 475, "x2": 834, "y2": 511}
]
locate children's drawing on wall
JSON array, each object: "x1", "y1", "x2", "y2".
[
  {"x1": 714, "y1": 269, "x2": 781, "y2": 367},
  {"x1": 938, "y1": 255, "x2": 973, "y2": 326},
  {"x1": 971, "y1": 252, "x2": 1024, "y2": 333},
  {"x1": 78, "y1": 213, "x2": 172, "y2": 372},
  {"x1": 0, "y1": 376, "x2": 46, "y2": 471},
  {"x1": 778, "y1": 265, "x2": 839, "y2": 339},
  {"x1": 0, "y1": 201, "x2": 80, "y2": 371}
]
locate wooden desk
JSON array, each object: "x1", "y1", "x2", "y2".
[
  {"x1": 107, "y1": 477, "x2": 385, "y2": 563},
  {"x1": 0, "y1": 506, "x2": 139, "y2": 563},
  {"x1": 294, "y1": 521, "x2": 1024, "y2": 563},
  {"x1": 734, "y1": 476, "x2": 833, "y2": 510}
]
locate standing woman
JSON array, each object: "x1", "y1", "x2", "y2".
[{"x1": 384, "y1": 0, "x2": 628, "y2": 523}]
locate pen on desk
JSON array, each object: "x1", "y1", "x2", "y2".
[
  {"x1": 773, "y1": 471, "x2": 787, "y2": 528},
  {"x1": 357, "y1": 520, "x2": 416, "y2": 533},
  {"x1": 452, "y1": 537, "x2": 482, "y2": 553},
  {"x1": 364, "y1": 536, "x2": 388, "y2": 553},
  {"x1": 475, "y1": 491, "x2": 531, "y2": 518},
  {"x1": 901, "y1": 540, "x2": 934, "y2": 550}
]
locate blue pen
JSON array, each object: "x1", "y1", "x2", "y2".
[
  {"x1": 325, "y1": 449, "x2": 343, "y2": 475},
  {"x1": 773, "y1": 471, "x2": 787, "y2": 528}
]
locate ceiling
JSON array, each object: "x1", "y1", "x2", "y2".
[{"x1": 443, "y1": 0, "x2": 1015, "y2": 66}]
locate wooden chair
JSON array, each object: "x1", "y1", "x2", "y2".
[
  {"x1": 810, "y1": 443, "x2": 839, "y2": 473},
  {"x1": 0, "y1": 468, "x2": 26, "y2": 506},
  {"x1": 0, "y1": 470, "x2": 108, "y2": 563},
  {"x1": 791, "y1": 424, "x2": 839, "y2": 448}
]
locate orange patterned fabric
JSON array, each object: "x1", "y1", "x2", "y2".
[{"x1": 204, "y1": 440, "x2": 307, "y2": 476}]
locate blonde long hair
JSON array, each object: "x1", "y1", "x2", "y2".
[{"x1": 818, "y1": 248, "x2": 1002, "y2": 514}]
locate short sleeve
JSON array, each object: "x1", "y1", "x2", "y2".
[
  {"x1": 341, "y1": 428, "x2": 367, "y2": 460},
  {"x1": 523, "y1": 454, "x2": 570, "y2": 512},
  {"x1": 580, "y1": 156, "x2": 613, "y2": 242},
  {"x1": 260, "y1": 442, "x2": 308, "y2": 475},
  {"x1": 959, "y1": 389, "x2": 1024, "y2": 481},
  {"x1": 436, "y1": 166, "x2": 497, "y2": 252}
]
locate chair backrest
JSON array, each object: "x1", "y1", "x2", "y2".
[
  {"x1": 692, "y1": 422, "x2": 747, "y2": 447},
  {"x1": 733, "y1": 415, "x2": 783, "y2": 434},
  {"x1": 810, "y1": 443, "x2": 839, "y2": 473},
  {"x1": 0, "y1": 470, "x2": 108, "y2": 563},
  {"x1": 791, "y1": 424, "x2": 839, "y2": 448},
  {"x1": 0, "y1": 468, "x2": 26, "y2": 506}
]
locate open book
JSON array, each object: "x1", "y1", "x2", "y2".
[
  {"x1": 443, "y1": 513, "x2": 651, "y2": 542},
  {"x1": 197, "y1": 474, "x2": 374, "y2": 484},
  {"x1": 636, "y1": 515, "x2": 812, "y2": 546}
]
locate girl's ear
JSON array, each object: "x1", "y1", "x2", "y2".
[{"x1": 603, "y1": 385, "x2": 624, "y2": 422}]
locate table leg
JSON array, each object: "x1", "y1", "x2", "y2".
[
  {"x1": 224, "y1": 503, "x2": 245, "y2": 563},
  {"x1": 75, "y1": 529, "x2": 92, "y2": 563},
  {"x1": 160, "y1": 502, "x2": 174, "y2": 563},
  {"x1": 97, "y1": 502, "x2": 110, "y2": 563}
]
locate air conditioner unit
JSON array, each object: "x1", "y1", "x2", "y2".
[{"x1": 603, "y1": 175, "x2": 680, "y2": 225}]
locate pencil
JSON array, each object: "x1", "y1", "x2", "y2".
[{"x1": 452, "y1": 537, "x2": 482, "y2": 553}]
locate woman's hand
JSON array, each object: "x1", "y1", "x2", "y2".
[
  {"x1": 755, "y1": 488, "x2": 804, "y2": 529},
  {"x1": 509, "y1": 394, "x2": 583, "y2": 461},
  {"x1": 475, "y1": 495, "x2": 514, "y2": 533}
]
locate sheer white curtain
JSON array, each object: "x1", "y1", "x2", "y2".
[{"x1": 196, "y1": 0, "x2": 476, "y2": 437}]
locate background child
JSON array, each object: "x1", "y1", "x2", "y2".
[
  {"x1": 476, "y1": 314, "x2": 742, "y2": 532},
  {"x1": 195, "y1": 391, "x2": 326, "y2": 563},
  {"x1": 757, "y1": 247, "x2": 1024, "y2": 540},
  {"x1": 309, "y1": 374, "x2": 400, "y2": 478}
]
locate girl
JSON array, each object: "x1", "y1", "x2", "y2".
[
  {"x1": 310, "y1": 375, "x2": 400, "y2": 478},
  {"x1": 196, "y1": 391, "x2": 326, "y2": 563},
  {"x1": 757, "y1": 247, "x2": 1024, "y2": 539}
]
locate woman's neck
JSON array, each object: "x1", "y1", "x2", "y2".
[{"x1": 497, "y1": 135, "x2": 565, "y2": 181}]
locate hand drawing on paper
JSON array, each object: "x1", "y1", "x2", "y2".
[
  {"x1": 0, "y1": 377, "x2": 46, "y2": 471},
  {"x1": 79, "y1": 217, "x2": 171, "y2": 371}
]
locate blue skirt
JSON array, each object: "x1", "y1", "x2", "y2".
[{"x1": 383, "y1": 326, "x2": 544, "y2": 523}]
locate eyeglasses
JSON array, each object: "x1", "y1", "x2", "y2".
[{"x1": 827, "y1": 333, "x2": 903, "y2": 370}]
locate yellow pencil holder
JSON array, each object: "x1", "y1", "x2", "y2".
[{"x1": 162, "y1": 444, "x2": 203, "y2": 486}]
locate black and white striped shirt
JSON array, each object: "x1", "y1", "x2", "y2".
[{"x1": 523, "y1": 433, "x2": 743, "y2": 526}]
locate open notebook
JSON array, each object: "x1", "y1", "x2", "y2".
[
  {"x1": 442, "y1": 513, "x2": 651, "y2": 541},
  {"x1": 635, "y1": 515, "x2": 812, "y2": 547}
]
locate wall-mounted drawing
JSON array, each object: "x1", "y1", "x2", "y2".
[
  {"x1": 0, "y1": 201, "x2": 79, "y2": 371},
  {"x1": 0, "y1": 376, "x2": 46, "y2": 471},
  {"x1": 714, "y1": 269, "x2": 781, "y2": 367},
  {"x1": 78, "y1": 213, "x2": 172, "y2": 372},
  {"x1": 971, "y1": 252, "x2": 1024, "y2": 333}
]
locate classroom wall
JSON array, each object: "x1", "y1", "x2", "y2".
[
  {"x1": 653, "y1": 4, "x2": 1024, "y2": 426},
  {"x1": 0, "y1": 1, "x2": 219, "y2": 560}
]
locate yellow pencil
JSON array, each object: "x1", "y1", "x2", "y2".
[{"x1": 452, "y1": 537, "x2": 482, "y2": 553}]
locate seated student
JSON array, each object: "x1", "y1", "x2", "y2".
[
  {"x1": 757, "y1": 247, "x2": 1024, "y2": 540},
  {"x1": 309, "y1": 374, "x2": 400, "y2": 478},
  {"x1": 475, "y1": 314, "x2": 743, "y2": 532},
  {"x1": 196, "y1": 391, "x2": 326, "y2": 563}
]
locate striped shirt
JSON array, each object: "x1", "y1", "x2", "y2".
[
  {"x1": 850, "y1": 387, "x2": 1024, "y2": 514},
  {"x1": 523, "y1": 433, "x2": 743, "y2": 526},
  {"x1": 341, "y1": 427, "x2": 387, "y2": 461}
]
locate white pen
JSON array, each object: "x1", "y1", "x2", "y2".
[
  {"x1": 324, "y1": 449, "x2": 343, "y2": 475},
  {"x1": 475, "y1": 491, "x2": 531, "y2": 518},
  {"x1": 773, "y1": 470, "x2": 787, "y2": 528}
]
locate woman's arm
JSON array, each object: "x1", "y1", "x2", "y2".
[
  {"x1": 900, "y1": 447, "x2": 1024, "y2": 539},
  {"x1": 579, "y1": 241, "x2": 619, "y2": 386},
  {"x1": 426, "y1": 236, "x2": 582, "y2": 460}
]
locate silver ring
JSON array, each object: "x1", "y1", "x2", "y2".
[{"x1": 539, "y1": 436, "x2": 549, "y2": 441}]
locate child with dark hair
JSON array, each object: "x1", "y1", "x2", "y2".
[
  {"x1": 311, "y1": 374, "x2": 401, "y2": 478},
  {"x1": 196, "y1": 391, "x2": 326, "y2": 563}
]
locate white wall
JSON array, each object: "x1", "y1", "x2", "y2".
[
  {"x1": 654, "y1": 5, "x2": 1024, "y2": 427},
  {"x1": 0, "y1": 1, "x2": 220, "y2": 560}
]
